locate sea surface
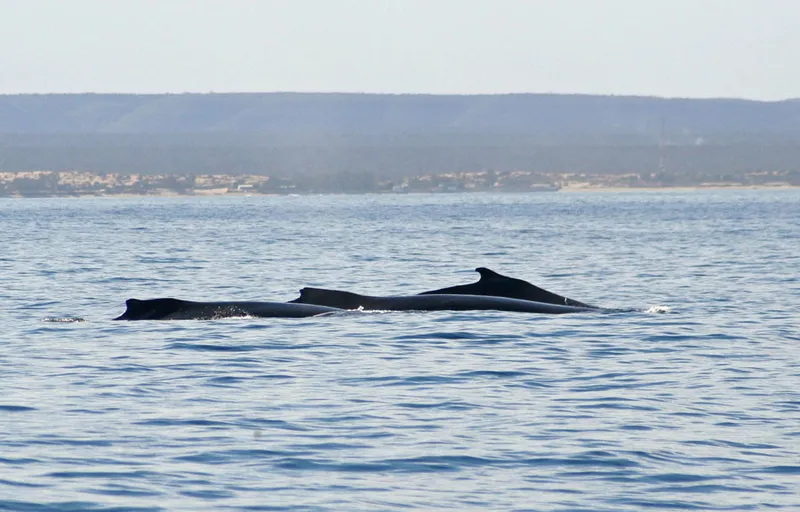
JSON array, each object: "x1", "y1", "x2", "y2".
[{"x1": 1, "y1": 190, "x2": 799, "y2": 511}]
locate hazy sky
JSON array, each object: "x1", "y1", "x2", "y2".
[{"x1": 1, "y1": 0, "x2": 797, "y2": 99}]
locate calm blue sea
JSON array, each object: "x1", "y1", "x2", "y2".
[{"x1": 1, "y1": 190, "x2": 799, "y2": 511}]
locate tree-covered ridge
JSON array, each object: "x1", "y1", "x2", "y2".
[{"x1": 2, "y1": 92, "x2": 800, "y2": 137}]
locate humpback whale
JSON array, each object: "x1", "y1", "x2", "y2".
[
  {"x1": 114, "y1": 298, "x2": 341, "y2": 321},
  {"x1": 290, "y1": 289, "x2": 595, "y2": 314},
  {"x1": 115, "y1": 268, "x2": 604, "y2": 320},
  {"x1": 290, "y1": 266, "x2": 599, "y2": 313},
  {"x1": 420, "y1": 267, "x2": 597, "y2": 308}
]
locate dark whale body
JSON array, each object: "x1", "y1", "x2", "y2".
[
  {"x1": 290, "y1": 266, "x2": 599, "y2": 313},
  {"x1": 114, "y1": 298, "x2": 341, "y2": 320},
  {"x1": 116, "y1": 267, "x2": 603, "y2": 320},
  {"x1": 421, "y1": 267, "x2": 596, "y2": 308},
  {"x1": 290, "y1": 290, "x2": 595, "y2": 314}
]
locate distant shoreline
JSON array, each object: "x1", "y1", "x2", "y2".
[
  {"x1": 3, "y1": 170, "x2": 797, "y2": 198},
  {"x1": 558, "y1": 184, "x2": 799, "y2": 193},
  {"x1": 2, "y1": 183, "x2": 797, "y2": 199}
]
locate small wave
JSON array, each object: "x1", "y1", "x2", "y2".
[
  {"x1": 642, "y1": 473, "x2": 719, "y2": 484},
  {"x1": 41, "y1": 317, "x2": 86, "y2": 323},
  {"x1": 172, "y1": 449, "x2": 290, "y2": 465},
  {"x1": 393, "y1": 331, "x2": 485, "y2": 341},
  {"x1": 44, "y1": 470, "x2": 159, "y2": 480},
  {"x1": 457, "y1": 370, "x2": 529, "y2": 378},
  {"x1": 274, "y1": 452, "x2": 642, "y2": 474},
  {"x1": 646, "y1": 305, "x2": 671, "y2": 313},
  {"x1": 0, "y1": 405, "x2": 37, "y2": 412},
  {"x1": 133, "y1": 418, "x2": 233, "y2": 427},
  {"x1": 395, "y1": 400, "x2": 477, "y2": 410},
  {"x1": 101, "y1": 276, "x2": 175, "y2": 283},
  {"x1": 0, "y1": 501, "x2": 162, "y2": 512},
  {"x1": 339, "y1": 374, "x2": 466, "y2": 387},
  {"x1": 163, "y1": 342, "x2": 259, "y2": 352},
  {"x1": 758, "y1": 465, "x2": 800, "y2": 474},
  {"x1": 0, "y1": 478, "x2": 49, "y2": 488},
  {"x1": 0, "y1": 456, "x2": 40, "y2": 465}
]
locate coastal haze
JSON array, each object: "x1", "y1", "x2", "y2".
[
  {"x1": 1, "y1": 0, "x2": 798, "y2": 99},
  {"x1": 1, "y1": 93, "x2": 799, "y2": 195}
]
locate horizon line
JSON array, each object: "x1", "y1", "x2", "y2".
[{"x1": 0, "y1": 90, "x2": 797, "y2": 103}]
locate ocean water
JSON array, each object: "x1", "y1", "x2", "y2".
[{"x1": 1, "y1": 190, "x2": 799, "y2": 511}]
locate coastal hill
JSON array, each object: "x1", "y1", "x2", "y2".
[
  {"x1": 1, "y1": 93, "x2": 799, "y2": 178},
  {"x1": 2, "y1": 92, "x2": 800, "y2": 136}
]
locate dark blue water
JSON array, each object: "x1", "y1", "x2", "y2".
[{"x1": 1, "y1": 191, "x2": 799, "y2": 511}]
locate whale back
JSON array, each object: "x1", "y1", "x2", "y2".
[
  {"x1": 419, "y1": 267, "x2": 596, "y2": 308},
  {"x1": 291, "y1": 288, "x2": 368, "y2": 309},
  {"x1": 115, "y1": 298, "x2": 186, "y2": 320},
  {"x1": 291, "y1": 288, "x2": 594, "y2": 314},
  {"x1": 116, "y1": 298, "x2": 342, "y2": 320}
]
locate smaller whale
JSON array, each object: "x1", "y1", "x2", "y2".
[
  {"x1": 420, "y1": 267, "x2": 597, "y2": 308},
  {"x1": 291, "y1": 290, "x2": 595, "y2": 314},
  {"x1": 114, "y1": 298, "x2": 342, "y2": 321}
]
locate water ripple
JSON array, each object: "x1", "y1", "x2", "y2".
[{"x1": 2, "y1": 192, "x2": 799, "y2": 511}]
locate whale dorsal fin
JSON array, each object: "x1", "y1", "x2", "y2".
[
  {"x1": 291, "y1": 287, "x2": 366, "y2": 309},
  {"x1": 476, "y1": 267, "x2": 504, "y2": 280},
  {"x1": 115, "y1": 298, "x2": 185, "y2": 320},
  {"x1": 290, "y1": 287, "x2": 322, "y2": 303},
  {"x1": 119, "y1": 298, "x2": 150, "y2": 320},
  {"x1": 474, "y1": 267, "x2": 596, "y2": 308}
]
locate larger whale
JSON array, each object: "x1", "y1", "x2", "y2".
[
  {"x1": 420, "y1": 267, "x2": 596, "y2": 308},
  {"x1": 290, "y1": 289, "x2": 594, "y2": 314},
  {"x1": 290, "y1": 267, "x2": 599, "y2": 314}
]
